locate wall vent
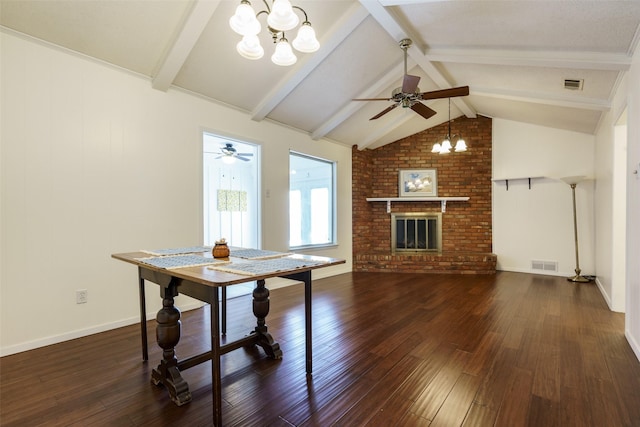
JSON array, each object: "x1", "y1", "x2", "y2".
[
  {"x1": 564, "y1": 78, "x2": 583, "y2": 90},
  {"x1": 531, "y1": 260, "x2": 558, "y2": 272}
]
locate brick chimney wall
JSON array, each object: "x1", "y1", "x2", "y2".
[{"x1": 352, "y1": 115, "x2": 495, "y2": 273}]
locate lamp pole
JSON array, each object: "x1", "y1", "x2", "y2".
[{"x1": 568, "y1": 182, "x2": 590, "y2": 283}]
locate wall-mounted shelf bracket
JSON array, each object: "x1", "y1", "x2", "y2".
[{"x1": 492, "y1": 176, "x2": 544, "y2": 191}]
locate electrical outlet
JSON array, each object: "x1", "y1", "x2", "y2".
[{"x1": 76, "y1": 289, "x2": 88, "y2": 304}]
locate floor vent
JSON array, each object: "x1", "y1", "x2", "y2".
[
  {"x1": 531, "y1": 260, "x2": 558, "y2": 272},
  {"x1": 564, "y1": 78, "x2": 583, "y2": 90}
]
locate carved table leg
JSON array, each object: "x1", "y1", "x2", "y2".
[
  {"x1": 251, "y1": 279, "x2": 282, "y2": 359},
  {"x1": 151, "y1": 287, "x2": 192, "y2": 406}
]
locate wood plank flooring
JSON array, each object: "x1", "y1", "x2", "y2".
[{"x1": 2, "y1": 271, "x2": 640, "y2": 426}]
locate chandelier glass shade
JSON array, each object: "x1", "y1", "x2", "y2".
[
  {"x1": 236, "y1": 34, "x2": 265, "y2": 60},
  {"x1": 229, "y1": 2, "x2": 261, "y2": 36},
  {"x1": 267, "y1": 0, "x2": 299, "y2": 30},
  {"x1": 454, "y1": 138, "x2": 467, "y2": 152},
  {"x1": 271, "y1": 37, "x2": 297, "y2": 66},
  {"x1": 230, "y1": 0, "x2": 320, "y2": 66},
  {"x1": 292, "y1": 22, "x2": 319, "y2": 52}
]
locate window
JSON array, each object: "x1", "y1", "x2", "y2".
[{"x1": 289, "y1": 152, "x2": 336, "y2": 248}]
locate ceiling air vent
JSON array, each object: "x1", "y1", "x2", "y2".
[{"x1": 564, "y1": 79, "x2": 584, "y2": 90}]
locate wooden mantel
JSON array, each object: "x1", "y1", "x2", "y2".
[{"x1": 366, "y1": 197, "x2": 470, "y2": 213}]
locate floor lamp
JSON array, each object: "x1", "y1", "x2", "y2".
[{"x1": 561, "y1": 176, "x2": 592, "y2": 283}]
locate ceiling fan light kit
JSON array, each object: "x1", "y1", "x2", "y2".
[{"x1": 230, "y1": 0, "x2": 320, "y2": 66}]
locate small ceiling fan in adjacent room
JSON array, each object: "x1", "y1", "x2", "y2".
[
  {"x1": 216, "y1": 143, "x2": 253, "y2": 163},
  {"x1": 353, "y1": 38, "x2": 469, "y2": 120}
]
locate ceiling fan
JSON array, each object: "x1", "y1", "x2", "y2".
[
  {"x1": 215, "y1": 143, "x2": 253, "y2": 162},
  {"x1": 353, "y1": 39, "x2": 469, "y2": 120}
]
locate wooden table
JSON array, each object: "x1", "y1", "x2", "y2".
[{"x1": 112, "y1": 250, "x2": 344, "y2": 426}]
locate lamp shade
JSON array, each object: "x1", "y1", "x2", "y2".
[
  {"x1": 431, "y1": 143, "x2": 441, "y2": 153},
  {"x1": 229, "y1": 1, "x2": 261, "y2": 36},
  {"x1": 560, "y1": 175, "x2": 587, "y2": 185},
  {"x1": 454, "y1": 138, "x2": 467, "y2": 152},
  {"x1": 439, "y1": 138, "x2": 451, "y2": 154},
  {"x1": 236, "y1": 35, "x2": 264, "y2": 60},
  {"x1": 267, "y1": 0, "x2": 299, "y2": 31},
  {"x1": 292, "y1": 22, "x2": 319, "y2": 53},
  {"x1": 271, "y1": 38, "x2": 297, "y2": 66}
]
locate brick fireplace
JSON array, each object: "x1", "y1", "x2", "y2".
[{"x1": 352, "y1": 115, "x2": 496, "y2": 274}]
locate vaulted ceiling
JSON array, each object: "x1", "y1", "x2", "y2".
[{"x1": 2, "y1": 0, "x2": 639, "y2": 149}]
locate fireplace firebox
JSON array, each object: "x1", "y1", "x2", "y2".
[{"x1": 391, "y1": 212, "x2": 442, "y2": 253}]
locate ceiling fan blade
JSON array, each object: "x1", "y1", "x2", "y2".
[
  {"x1": 353, "y1": 97, "x2": 393, "y2": 101},
  {"x1": 237, "y1": 156, "x2": 251, "y2": 161},
  {"x1": 419, "y1": 86, "x2": 470, "y2": 100},
  {"x1": 370, "y1": 104, "x2": 398, "y2": 120},
  {"x1": 402, "y1": 74, "x2": 420, "y2": 94},
  {"x1": 411, "y1": 102, "x2": 437, "y2": 120},
  {"x1": 236, "y1": 153, "x2": 253, "y2": 156}
]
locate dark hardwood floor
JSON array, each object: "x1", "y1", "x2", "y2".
[{"x1": 2, "y1": 271, "x2": 640, "y2": 426}]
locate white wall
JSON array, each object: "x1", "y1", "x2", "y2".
[
  {"x1": 594, "y1": 95, "x2": 627, "y2": 312},
  {"x1": 593, "y1": 45, "x2": 640, "y2": 361},
  {"x1": 0, "y1": 32, "x2": 352, "y2": 356},
  {"x1": 492, "y1": 119, "x2": 595, "y2": 277},
  {"x1": 622, "y1": 42, "x2": 640, "y2": 361}
]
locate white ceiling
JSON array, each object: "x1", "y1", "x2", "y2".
[{"x1": 2, "y1": 0, "x2": 639, "y2": 149}]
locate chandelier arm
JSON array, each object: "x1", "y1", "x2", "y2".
[
  {"x1": 292, "y1": 6, "x2": 310, "y2": 23},
  {"x1": 255, "y1": 9, "x2": 280, "y2": 42}
]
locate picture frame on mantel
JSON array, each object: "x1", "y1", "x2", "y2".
[{"x1": 399, "y1": 169, "x2": 438, "y2": 197}]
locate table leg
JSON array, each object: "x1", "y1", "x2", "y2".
[
  {"x1": 138, "y1": 269, "x2": 148, "y2": 361},
  {"x1": 303, "y1": 271, "x2": 312, "y2": 374},
  {"x1": 251, "y1": 279, "x2": 282, "y2": 359},
  {"x1": 151, "y1": 285, "x2": 192, "y2": 406},
  {"x1": 210, "y1": 289, "x2": 223, "y2": 426},
  {"x1": 221, "y1": 286, "x2": 227, "y2": 336}
]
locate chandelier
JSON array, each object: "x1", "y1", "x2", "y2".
[
  {"x1": 229, "y1": 0, "x2": 320, "y2": 66},
  {"x1": 432, "y1": 98, "x2": 467, "y2": 154}
]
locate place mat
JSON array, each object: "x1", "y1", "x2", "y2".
[
  {"x1": 141, "y1": 246, "x2": 211, "y2": 256},
  {"x1": 136, "y1": 254, "x2": 226, "y2": 270},
  {"x1": 208, "y1": 257, "x2": 328, "y2": 276},
  {"x1": 229, "y1": 248, "x2": 291, "y2": 260}
]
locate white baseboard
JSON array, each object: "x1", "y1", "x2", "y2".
[
  {"x1": 625, "y1": 329, "x2": 640, "y2": 363},
  {"x1": 1, "y1": 276, "x2": 316, "y2": 358},
  {"x1": 0, "y1": 279, "x2": 308, "y2": 357},
  {"x1": 0, "y1": 301, "x2": 203, "y2": 357},
  {"x1": 595, "y1": 277, "x2": 612, "y2": 309},
  {"x1": 496, "y1": 266, "x2": 577, "y2": 278}
]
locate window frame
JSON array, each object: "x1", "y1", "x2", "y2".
[{"x1": 288, "y1": 151, "x2": 337, "y2": 250}]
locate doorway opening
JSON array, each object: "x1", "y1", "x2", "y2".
[{"x1": 203, "y1": 133, "x2": 260, "y2": 297}]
